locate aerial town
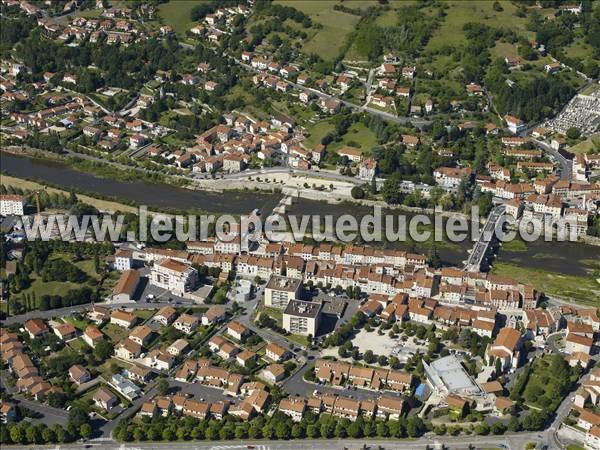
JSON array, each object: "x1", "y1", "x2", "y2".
[{"x1": 0, "y1": 1, "x2": 599, "y2": 450}]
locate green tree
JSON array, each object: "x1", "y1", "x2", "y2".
[
  {"x1": 42, "y1": 427, "x2": 56, "y2": 444},
  {"x1": 93, "y1": 340, "x2": 113, "y2": 361},
  {"x1": 381, "y1": 174, "x2": 403, "y2": 204},
  {"x1": 306, "y1": 424, "x2": 319, "y2": 438},
  {"x1": 566, "y1": 127, "x2": 580, "y2": 140},
  {"x1": 162, "y1": 428, "x2": 175, "y2": 441},
  {"x1": 156, "y1": 377, "x2": 169, "y2": 396},
  {"x1": 491, "y1": 422, "x2": 506, "y2": 435},
  {"x1": 79, "y1": 424, "x2": 92, "y2": 440},
  {"x1": 406, "y1": 415, "x2": 424, "y2": 437},
  {"x1": 133, "y1": 427, "x2": 146, "y2": 441},
  {"x1": 25, "y1": 425, "x2": 41, "y2": 444},
  {"x1": 347, "y1": 420, "x2": 363, "y2": 438},
  {"x1": 508, "y1": 416, "x2": 521, "y2": 432},
  {"x1": 376, "y1": 421, "x2": 389, "y2": 437},
  {"x1": 351, "y1": 186, "x2": 365, "y2": 199},
  {"x1": 9, "y1": 426, "x2": 24, "y2": 444},
  {"x1": 474, "y1": 423, "x2": 490, "y2": 435},
  {"x1": 275, "y1": 421, "x2": 290, "y2": 440}
]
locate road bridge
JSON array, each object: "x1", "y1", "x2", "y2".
[{"x1": 464, "y1": 204, "x2": 506, "y2": 272}]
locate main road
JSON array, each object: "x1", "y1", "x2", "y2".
[
  {"x1": 4, "y1": 433, "x2": 540, "y2": 450},
  {"x1": 530, "y1": 138, "x2": 572, "y2": 180}
]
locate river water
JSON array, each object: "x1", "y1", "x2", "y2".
[
  {"x1": 1, "y1": 152, "x2": 280, "y2": 215},
  {"x1": 2, "y1": 152, "x2": 597, "y2": 274}
]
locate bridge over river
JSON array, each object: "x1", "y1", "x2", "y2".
[{"x1": 464, "y1": 204, "x2": 506, "y2": 272}]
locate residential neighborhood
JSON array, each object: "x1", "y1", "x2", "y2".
[{"x1": 0, "y1": 1, "x2": 599, "y2": 450}]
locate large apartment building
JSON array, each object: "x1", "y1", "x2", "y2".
[
  {"x1": 0, "y1": 194, "x2": 26, "y2": 216},
  {"x1": 283, "y1": 299, "x2": 322, "y2": 336},
  {"x1": 264, "y1": 275, "x2": 301, "y2": 309},
  {"x1": 150, "y1": 258, "x2": 198, "y2": 296}
]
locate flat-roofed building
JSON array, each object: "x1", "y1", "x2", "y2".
[
  {"x1": 264, "y1": 275, "x2": 302, "y2": 309},
  {"x1": 424, "y1": 355, "x2": 481, "y2": 396},
  {"x1": 282, "y1": 299, "x2": 322, "y2": 336}
]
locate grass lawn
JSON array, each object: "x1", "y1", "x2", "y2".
[
  {"x1": 426, "y1": 1, "x2": 533, "y2": 52},
  {"x1": 581, "y1": 84, "x2": 600, "y2": 96},
  {"x1": 375, "y1": 6, "x2": 402, "y2": 27},
  {"x1": 73, "y1": 257, "x2": 101, "y2": 279},
  {"x1": 274, "y1": 1, "x2": 361, "y2": 61},
  {"x1": 100, "y1": 323, "x2": 130, "y2": 344},
  {"x1": 134, "y1": 309, "x2": 155, "y2": 321},
  {"x1": 97, "y1": 358, "x2": 132, "y2": 380},
  {"x1": 303, "y1": 120, "x2": 335, "y2": 149},
  {"x1": 287, "y1": 333, "x2": 310, "y2": 348},
  {"x1": 490, "y1": 41, "x2": 519, "y2": 61},
  {"x1": 65, "y1": 316, "x2": 90, "y2": 331},
  {"x1": 303, "y1": 119, "x2": 378, "y2": 155},
  {"x1": 72, "y1": 8, "x2": 103, "y2": 19},
  {"x1": 14, "y1": 253, "x2": 101, "y2": 305},
  {"x1": 491, "y1": 262, "x2": 600, "y2": 306},
  {"x1": 570, "y1": 133, "x2": 600, "y2": 155},
  {"x1": 499, "y1": 239, "x2": 528, "y2": 252},
  {"x1": 565, "y1": 31, "x2": 597, "y2": 65},
  {"x1": 22, "y1": 278, "x2": 81, "y2": 299},
  {"x1": 158, "y1": 0, "x2": 207, "y2": 35},
  {"x1": 328, "y1": 122, "x2": 379, "y2": 155},
  {"x1": 255, "y1": 306, "x2": 283, "y2": 327},
  {"x1": 68, "y1": 338, "x2": 88, "y2": 353}
]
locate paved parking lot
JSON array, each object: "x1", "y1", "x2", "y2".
[{"x1": 169, "y1": 379, "x2": 236, "y2": 404}]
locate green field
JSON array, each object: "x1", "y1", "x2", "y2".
[
  {"x1": 570, "y1": 133, "x2": 600, "y2": 155},
  {"x1": 23, "y1": 279, "x2": 81, "y2": 299},
  {"x1": 255, "y1": 306, "x2": 283, "y2": 327},
  {"x1": 287, "y1": 333, "x2": 310, "y2": 348},
  {"x1": 65, "y1": 316, "x2": 90, "y2": 330},
  {"x1": 134, "y1": 309, "x2": 155, "y2": 321},
  {"x1": 303, "y1": 120, "x2": 336, "y2": 149},
  {"x1": 492, "y1": 262, "x2": 600, "y2": 306},
  {"x1": 328, "y1": 122, "x2": 378, "y2": 154},
  {"x1": 97, "y1": 358, "x2": 132, "y2": 380},
  {"x1": 303, "y1": 120, "x2": 378, "y2": 155},
  {"x1": 13, "y1": 254, "x2": 101, "y2": 306},
  {"x1": 499, "y1": 239, "x2": 528, "y2": 252},
  {"x1": 158, "y1": 0, "x2": 207, "y2": 35},
  {"x1": 426, "y1": 1, "x2": 533, "y2": 52},
  {"x1": 275, "y1": 1, "x2": 362, "y2": 61}
]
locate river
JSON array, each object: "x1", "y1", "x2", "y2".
[
  {"x1": 2, "y1": 152, "x2": 598, "y2": 275},
  {"x1": 288, "y1": 199, "x2": 600, "y2": 275},
  {"x1": 1, "y1": 152, "x2": 280, "y2": 215}
]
